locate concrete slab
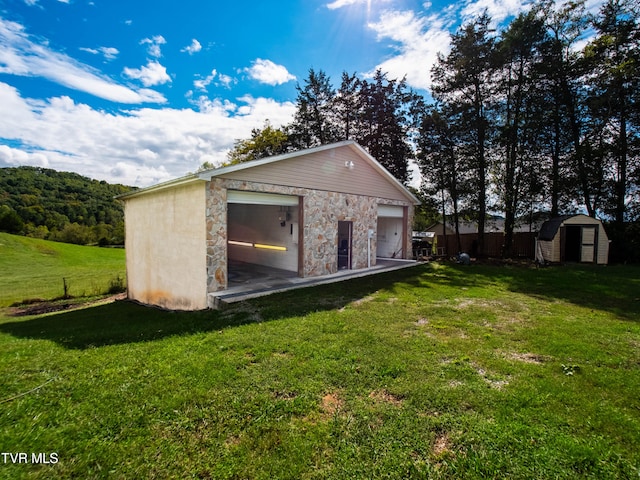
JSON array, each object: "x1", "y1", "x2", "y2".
[{"x1": 209, "y1": 258, "x2": 421, "y2": 308}]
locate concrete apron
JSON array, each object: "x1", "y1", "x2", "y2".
[{"x1": 209, "y1": 258, "x2": 420, "y2": 308}]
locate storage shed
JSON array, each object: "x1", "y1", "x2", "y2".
[
  {"x1": 535, "y1": 214, "x2": 609, "y2": 265},
  {"x1": 118, "y1": 141, "x2": 419, "y2": 310}
]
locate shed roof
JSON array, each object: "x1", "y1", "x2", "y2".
[
  {"x1": 538, "y1": 216, "x2": 573, "y2": 241},
  {"x1": 538, "y1": 214, "x2": 604, "y2": 241}
]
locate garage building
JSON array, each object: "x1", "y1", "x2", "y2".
[{"x1": 119, "y1": 141, "x2": 419, "y2": 310}]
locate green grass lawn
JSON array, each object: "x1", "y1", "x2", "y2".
[
  {"x1": 0, "y1": 233, "x2": 126, "y2": 307},
  {"x1": 0, "y1": 255, "x2": 639, "y2": 478}
]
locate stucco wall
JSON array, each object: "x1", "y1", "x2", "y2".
[{"x1": 124, "y1": 181, "x2": 207, "y2": 310}]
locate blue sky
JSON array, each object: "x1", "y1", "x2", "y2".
[{"x1": 0, "y1": 0, "x2": 604, "y2": 186}]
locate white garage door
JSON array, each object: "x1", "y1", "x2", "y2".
[
  {"x1": 378, "y1": 205, "x2": 404, "y2": 218},
  {"x1": 227, "y1": 190, "x2": 299, "y2": 206}
]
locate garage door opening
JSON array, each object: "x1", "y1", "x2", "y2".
[
  {"x1": 377, "y1": 205, "x2": 406, "y2": 259},
  {"x1": 562, "y1": 225, "x2": 597, "y2": 263},
  {"x1": 227, "y1": 191, "x2": 300, "y2": 285}
]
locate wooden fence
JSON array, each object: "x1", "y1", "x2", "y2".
[{"x1": 418, "y1": 232, "x2": 537, "y2": 259}]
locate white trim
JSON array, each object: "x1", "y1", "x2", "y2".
[
  {"x1": 116, "y1": 175, "x2": 201, "y2": 200},
  {"x1": 227, "y1": 190, "x2": 299, "y2": 206},
  {"x1": 378, "y1": 205, "x2": 405, "y2": 218}
]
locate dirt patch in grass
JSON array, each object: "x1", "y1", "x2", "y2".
[
  {"x1": 475, "y1": 365, "x2": 509, "y2": 389},
  {"x1": 508, "y1": 352, "x2": 551, "y2": 364},
  {"x1": 432, "y1": 432, "x2": 453, "y2": 457},
  {"x1": 369, "y1": 389, "x2": 403, "y2": 406},
  {"x1": 8, "y1": 293, "x2": 126, "y2": 317},
  {"x1": 273, "y1": 390, "x2": 297, "y2": 401},
  {"x1": 351, "y1": 295, "x2": 375, "y2": 306},
  {"x1": 224, "y1": 434, "x2": 242, "y2": 447},
  {"x1": 321, "y1": 392, "x2": 344, "y2": 416}
]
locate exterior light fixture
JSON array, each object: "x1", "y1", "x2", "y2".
[
  {"x1": 228, "y1": 240, "x2": 253, "y2": 247},
  {"x1": 254, "y1": 243, "x2": 287, "y2": 251},
  {"x1": 228, "y1": 240, "x2": 287, "y2": 251},
  {"x1": 345, "y1": 160, "x2": 355, "y2": 169}
]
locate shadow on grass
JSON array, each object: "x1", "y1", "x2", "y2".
[
  {"x1": 1, "y1": 263, "x2": 637, "y2": 350},
  {"x1": 436, "y1": 262, "x2": 640, "y2": 322},
  {"x1": 0, "y1": 301, "x2": 224, "y2": 350},
  {"x1": 0, "y1": 267, "x2": 424, "y2": 350}
]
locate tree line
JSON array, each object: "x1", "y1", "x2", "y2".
[
  {"x1": 0, "y1": 166, "x2": 133, "y2": 245},
  {"x1": 227, "y1": 69, "x2": 423, "y2": 186},
  {"x1": 226, "y1": 0, "x2": 638, "y2": 259}
]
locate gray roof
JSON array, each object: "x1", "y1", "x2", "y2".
[{"x1": 538, "y1": 215, "x2": 574, "y2": 241}]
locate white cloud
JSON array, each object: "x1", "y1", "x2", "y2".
[
  {"x1": 80, "y1": 46, "x2": 119, "y2": 60},
  {"x1": 460, "y1": 0, "x2": 531, "y2": 25},
  {"x1": 326, "y1": 0, "x2": 363, "y2": 9},
  {"x1": 0, "y1": 81, "x2": 296, "y2": 186},
  {"x1": 123, "y1": 61, "x2": 171, "y2": 87},
  {"x1": 194, "y1": 69, "x2": 217, "y2": 92},
  {"x1": 218, "y1": 73, "x2": 234, "y2": 88},
  {"x1": 245, "y1": 59, "x2": 296, "y2": 86},
  {"x1": 140, "y1": 35, "x2": 166, "y2": 58},
  {"x1": 367, "y1": 10, "x2": 452, "y2": 90},
  {"x1": 363, "y1": 0, "x2": 607, "y2": 94},
  {"x1": 0, "y1": 18, "x2": 165, "y2": 104},
  {"x1": 0, "y1": 145, "x2": 49, "y2": 168},
  {"x1": 194, "y1": 69, "x2": 235, "y2": 92},
  {"x1": 326, "y1": 0, "x2": 392, "y2": 10},
  {"x1": 181, "y1": 39, "x2": 202, "y2": 55}
]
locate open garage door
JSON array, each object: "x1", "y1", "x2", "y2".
[
  {"x1": 227, "y1": 191, "x2": 300, "y2": 276},
  {"x1": 377, "y1": 205, "x2": 406, "y2": 259}
]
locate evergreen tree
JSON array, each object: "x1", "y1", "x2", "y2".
[
  {"x1": 537, "y1": 0, "x2": 588, "y2": 216},
  {"x1": 431, "y1": 14, "x2": 497, "y2": 256},
  {"x1": 417, "y1": 105, "x2": 469, "y2": 253},
  {"x1": 495, "y1": 7, "x2": 548, "y2": 256},
  {"x1": 290, "y1": 69, "x2": 337, "y2": 148},
  {"x1": 356, "y1": 70, "x2": 416, "y2": 184},
  {"x1": 584, "y1": 0, "x2": 639, "y2": 223},
  {"x1": 332, "y1": 71, "x2": 361, "y2": 141}
]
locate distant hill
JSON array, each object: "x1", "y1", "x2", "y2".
[{"x1": 0, "y1": 166, "x2": 135, "y2": 245}]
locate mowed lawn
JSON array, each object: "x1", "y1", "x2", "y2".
[
  {"x1": 0, "y1": 248, "x2": 639, "y2": 478},
  {"x1": 0, "y1": 233, "x2": 126, "y2": 307}
]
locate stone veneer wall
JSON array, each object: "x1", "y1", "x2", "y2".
[{"x1": 205, "y1": 178, "x2": 413, "y2": 294}]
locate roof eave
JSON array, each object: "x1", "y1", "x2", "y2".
[{"x1": 115, "y1": 174, "x2": 202, "y2": 201}]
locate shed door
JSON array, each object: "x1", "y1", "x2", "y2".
[
  {"x1": 581, "y1": 226, "x2": 597, "y2": 263},
  {"x1": 563, "y1": 226, "x2": 581, "y2": 262}
]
